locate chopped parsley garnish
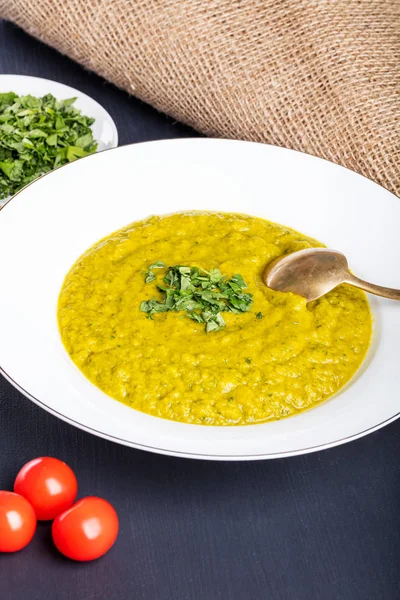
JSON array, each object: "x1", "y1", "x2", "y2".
[
  {"x1": 140, "y1": 264, "x2": 254, "y2": 333},
  {"x1": 0, "y1": 92, "x2": 97, "y2": 199}
]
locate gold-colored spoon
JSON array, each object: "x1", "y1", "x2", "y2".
[{"x1": 263, "y1": 248, "x2": 400, "y2": 302}]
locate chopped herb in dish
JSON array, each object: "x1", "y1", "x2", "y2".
[
  {"x1": 0, "y1": 92, "x2": 97, "y2": 199},
  {"x1": 140, "y1": 264, "x2": 254, "y2": 332}
]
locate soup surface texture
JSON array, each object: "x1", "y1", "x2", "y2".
[{"x1": 58, "y1": 212, "x2": 372, "y2": 426}]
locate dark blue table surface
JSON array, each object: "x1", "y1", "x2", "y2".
[{"x1": 1, "y1": 20, "x2": 399, "y2": 600}]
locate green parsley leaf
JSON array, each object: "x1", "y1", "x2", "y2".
[
  {"x1": 143, "y1": 261, "x2": 166, "y2": 283},
  {"x1": 0, "y1": 92, "x2": 18, "y2": 107},
  {"x1": 230, "y1": 274, "x2": 247, "y2": 288}
]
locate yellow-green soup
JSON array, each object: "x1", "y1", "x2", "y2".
[{"x1": 58, "y1": 212, "x2": 372, "y2": 426}]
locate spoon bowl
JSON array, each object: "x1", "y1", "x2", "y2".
[{"x1": 263, "y1": 248, "x2": 400, "y2": 302}]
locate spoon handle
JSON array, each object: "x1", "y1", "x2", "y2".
[{"x1": 346, "y1": 275, "x2": 400, "y2": 300}]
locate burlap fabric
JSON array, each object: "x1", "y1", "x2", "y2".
[{"x1": 1, "y1": 1, "x2": 399, "y2": 196}]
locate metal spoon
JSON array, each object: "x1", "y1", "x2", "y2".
[{"x1": 263, "y1": 248, "x2": 400, "y2": 302}]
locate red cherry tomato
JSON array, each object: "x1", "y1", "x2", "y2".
[
  {"x1": 52, "y1": 496, "x2": 119, "y2": 561},
  {"x1": 0, "y1": 491, "x2": 37, "y2": 552},
  {"x1": 14, "y1": 457, "x2": 78, "y2": 521}
]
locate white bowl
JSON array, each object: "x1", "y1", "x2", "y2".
[
  {"x1": 0, "y1": 139, "x2": 399, "y2": 460},
  {"x1": 0, "y1": 74, "x2": 118, "y2": 205}
]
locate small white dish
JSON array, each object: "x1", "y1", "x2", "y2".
[
  {"x1": 0, "y1": 139, "x2": 399, "y2": 460},
  {"x1": 0, "y1": 74, "x2": 118, "y2": 205}
]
